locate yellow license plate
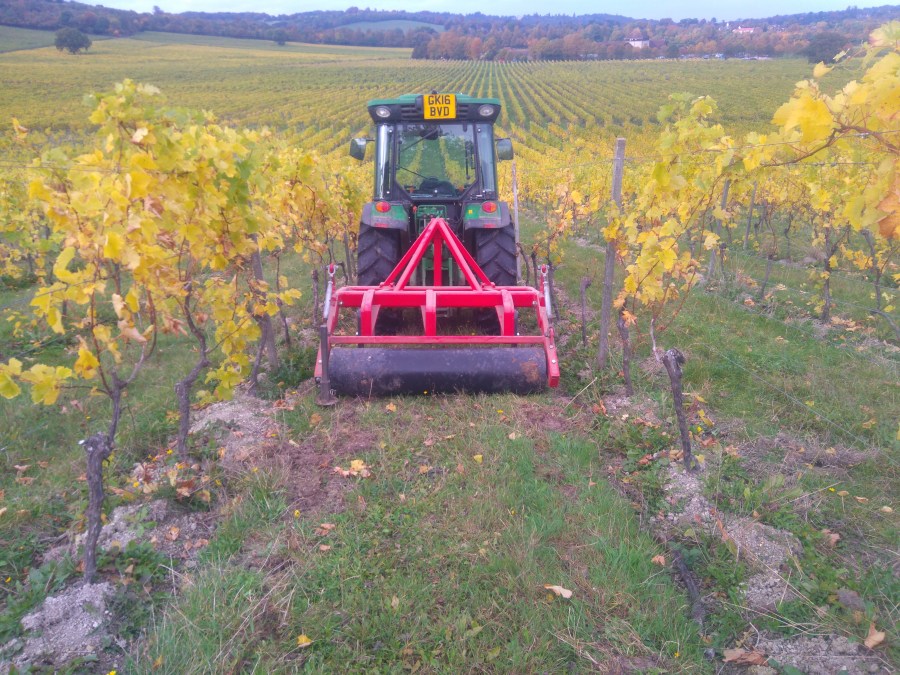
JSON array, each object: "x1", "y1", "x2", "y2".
[{"x1": 423, "y1": 93, "x2": 456, "y2": 120}]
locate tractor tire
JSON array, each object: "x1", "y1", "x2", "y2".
[
  {"x1": 475, "y1": 225, "x2": 517, "y2": 286},
  {"x1": 356, "y1": 225, "x2": 402, "y2": 334},
  {"x1": 475, "y1": 225, "x2": 517, "y2": 334},
  {"x1": 357, "y1": 225, "x2": 401, "y2": 286}
]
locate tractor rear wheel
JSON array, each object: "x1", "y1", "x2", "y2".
[
  {"x1": 475, "y1": 225, "x2": 517, "y2": 334},
  {"x1": 356, "y1": 225, "x2": 402, "y2": 334},
  {"x1": 357, "y1": 225, "x2": 401, "y2": 286},
  {"x1": 475, "y1": 225, "x2": 517, "y2": 286}
]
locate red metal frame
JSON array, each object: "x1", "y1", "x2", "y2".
[{"x1": 315, "y1": 217, "x2": 559, "y2": 388}]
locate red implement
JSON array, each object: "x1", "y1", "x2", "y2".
[{"x1": 315, "y1": 217, "x2": 559, "y2": 401}]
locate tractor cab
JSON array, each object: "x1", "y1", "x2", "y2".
[{"x1": 350, "y1": 93, "x2": 515, "y2": 288}]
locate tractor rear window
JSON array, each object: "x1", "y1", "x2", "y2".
[{"x1": 396, "y1": 123, "x2": 478, "y2": 197}]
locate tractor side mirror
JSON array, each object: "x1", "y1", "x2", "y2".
[
  {"x1": 496, "y1": 138, "x2": 514, "y2": 161},
  {"x1": 349, "y1": 138, "x2": 368, "y2": 161}
]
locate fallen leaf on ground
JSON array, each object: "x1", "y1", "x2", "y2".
[
  {"x1": 315, "y1": 523, "x2": 335, "y2": 536},
  {"x1": 13, "y1": 465, "x2": 29, "y2": 473},
  {"x1": 472, "y1": 454, "x2": 483, "y2": 464},
  {"x1": 391, "y1": 595, "x2": 400, "y2": 610},
  {"x1": 296, "y1": 634, "x2": 313, "y2": 648},
  {"x1": 385, "y1": 402, "x2": 397, "y2": 413},
  {"x1": 855, "y1": 496, "x2": 869, "y2": 503},
  {"x1": 508, "y1": 432, "x2": 518, "y2": 440},
  {"x1": 333, "y1": 459, "x2": 372, "y2": 478},
  {"x1": 543, "y1": 584, "x2": 573, "y2": 599},
  {"x1": 0, "y1": 508, "x2": 7, "y2": 518},
  {"x1": 822, "y1": 529, "x2": 841, "y2": 547},
  {"x1": 723, "y1": 648, "x2": 768, "y2": 665},
  {"x1": 880, "y1": 506, "x2": 893, "y2": 513},
  {"x1": 309, "y1": 413, "x2": 322, "y2": 426},
  {"x1": 864, "y1": 623, "x2": 886, "y2": 649},
  {"x1": 318, "y1": 545, "x2": 331, "y2": 552},
  {"x1": 651, "y1": 555, "x2": 667, "y2": 566},
  {"x1": 418, "y1": 465, "x2": 431, "y2": 474},
  {"x1": 592, "y1": 401, "x2": 607, "y2": 415},
  {"x1": 165, "y1": 526, "x2": 180, "y2": 542}
]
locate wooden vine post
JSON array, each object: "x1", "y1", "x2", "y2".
[
  {"x1": 706, "y1": 179, "x2": 730, "y2": 281},
  {"x1": 597, "y1": 137, "x2": 625, "y2": 370},
  {"x1": 662, "y1": 348, "x2": 696, "y2": 471},
  {"x1": 82, "y1": 432, "x2": 113, "y2": 584},
  {"x1": 579, "y1": 276, "x2": 592, "y2": 347}
]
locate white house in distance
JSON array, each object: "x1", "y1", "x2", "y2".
[
  {"x1": 626, "y1": 29, "x2": 650, "y2": 49},
  {"x1": 732, "y1": 26, "x2": 755, "y2": 34}
]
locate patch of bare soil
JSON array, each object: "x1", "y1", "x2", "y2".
[
  {"x1": 43, "y1": 499, "x2": 215, "y2": 568},
  {"x1": 602, "y1": 391, "x2": 662, "y2": 426},
  {"x1": 516, "y1": 398, "x2": 582, "y2": 437},
  {"x1": 661, "y1": 463, "x2": 802, "y2": 615},
  {"x1": 1, "y1": 581, "x2": 115, "y2": 672},
  {"x1": 756, "y1": 633, "x2": 885, "y2": 675},
  {"x1": 191, "y1": 387, "x2": 274, "y2": 459}
]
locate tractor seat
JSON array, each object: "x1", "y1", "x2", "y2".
[{"x1": 419, "y1": 178, "x2": 458, "y2": 196}]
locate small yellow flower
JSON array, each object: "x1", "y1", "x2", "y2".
[
  {"x1": 166, "y1": 449, "x2": 173, "y2": 455},
  {"x1": 497, "y1": 409, "x2": 504, "y2": 414},
  {"x1": 132, "y1": 481, "x2": 139, "y2": 488},
  {"x1": 674, "y1": 652, "x2": 680, "y2": 659},
  {"x1": 828, "y1": 487, "x2": 836, "y2": 492},
  {"x1": 4, "y1": 577, "x2": 10, "y2": 583},
  {"x1": 293, "y1": 509, "x2": 301, "y2": 518}
]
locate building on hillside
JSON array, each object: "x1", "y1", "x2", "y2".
[
  {"x1": 626, "y1": 38, "x2": 650, "y2": 49},
  {"x1": 732, "y1": 26, "x2": 755, "y2": 34}
]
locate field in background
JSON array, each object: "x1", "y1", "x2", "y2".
[
  {"x1": 0, "y1": 31, "x2": 808, "y2": 147},
  {"x1": 340, "y1": 19, "x2": 445, "y2": 32},
  {"x1": 0, "y1": 26, "x2": 58, "y2": 52}
]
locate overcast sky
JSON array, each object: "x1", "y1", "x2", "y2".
[{"x1": 95, "y1": 0, "x2": 880, "y2": 22}]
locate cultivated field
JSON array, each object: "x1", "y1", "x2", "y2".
[{"x1": 0, "y1": 29, "x2": 897, "y2": 673}]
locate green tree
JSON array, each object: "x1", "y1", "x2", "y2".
[
  {"x1": 803, "y1": 31, "x2": 847, "y2": 63},
  {"x1": 54, "y1": 27, "x2": 92, "y2": 54}
]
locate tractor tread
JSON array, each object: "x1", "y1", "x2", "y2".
[
  {"x1": 475, "y1": 225, "x2": 517, "y2": 286},
  {"x1": 357, "y1": 225, "x2": 400, "y2": 286}
]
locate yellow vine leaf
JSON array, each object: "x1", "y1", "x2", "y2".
[
  {"x1": 772, "y1": 93, "x2": 834, "y2": 143},
  {"x1": 74, "y1": 340, "x2": 100, "y2": 380},
  {"x1": 0, "y1": 358, "x2": 23, "y2": 399},
  {"x1": 20, "y1": 364, "x2": 73, "y2": 405}
]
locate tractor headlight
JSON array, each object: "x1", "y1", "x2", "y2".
[
  {"x1": 478, "y1": 104, "x2": 495, "y2": 117},
  {"x1": 374, "y1": 106, "x2": 391, "y2": 119}
]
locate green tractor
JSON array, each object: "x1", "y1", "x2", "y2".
[
  {"x1": 313, "y1": 92, "x2": 558, "y2": 400},
  {"x1": 350, "y1": 92, "x2": 518, "y2": 293}
]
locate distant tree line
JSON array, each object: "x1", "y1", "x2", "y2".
[{"x1": 0, "y1": 0, "x2": 897, "y2": 61}]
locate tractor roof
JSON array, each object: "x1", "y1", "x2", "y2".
[{"x1": 366, "y1": 93, "x2": 502, "y2": 123}]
